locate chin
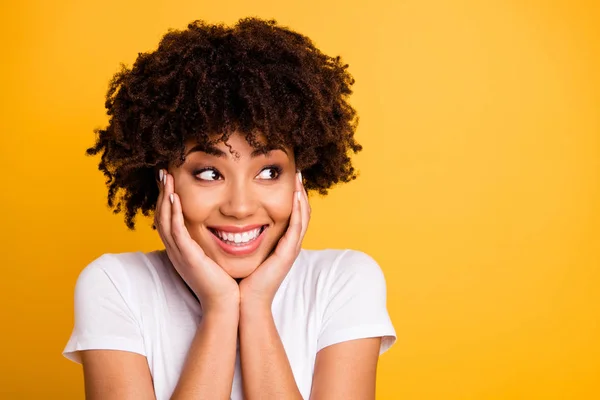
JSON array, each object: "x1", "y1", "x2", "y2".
[
  {"x1": 198, "y1": 225, "x2": 281, "y2": 279},
  {"x1": 217, "y1": 256, "x2": 262, "y2": 279}
]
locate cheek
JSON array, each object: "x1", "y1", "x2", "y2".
[
  {"x1": 177, "y1": 187, "x2": 215, "y2": 225},
  {"x1": 262, "y1": 175, "x2": 296, "y2": 224},
  {"x1": 263, "y1": 192, "x2": 293, "y2": 224}
]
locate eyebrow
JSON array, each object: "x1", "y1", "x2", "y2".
[{"x1": 184, "y1": 144, "x2": 288, "y2": 158}]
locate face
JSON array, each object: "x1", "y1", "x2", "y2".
[{"x1": 168, "y1": 132, "x2": 296, "y2": 279}]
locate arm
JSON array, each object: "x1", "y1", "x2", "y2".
[
  {"x1": 161, "y1": 170, "x2": 241, "y2": 398},
  {"x1": 69, "y1": 260, "x2": 157, "y2": 400},
  {"x1": 309, "y1": 338, "x2": 382, "y2": 400},
  {"x1": 80, "y1": 308, "x2": 238, "y2": 400},
  {"x1": 238, "y1": 309, "x2": 384, "y2": 400},
  {"x1": 237, "y1": 173, "x2": 307, "y2": 399},
  {"x1": 238, "y1": 303, "x2": 303, "y2": 400},
  {"x1": 76, "y1": 170, "x2": 243, "y2": 398},
  {"x1": 171, "y1": 307, "x2": 239, "y2": 399},
  {"x1": 81, "y1": 350, "x2": 156, "y2": 400}
]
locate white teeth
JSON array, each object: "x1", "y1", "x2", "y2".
[{"x1": 214, "y1": 227, "x2": 264, "y2": 245}]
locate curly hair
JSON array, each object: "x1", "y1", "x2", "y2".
[{"x1": 87, "y1": 17, "x2": 362, "y2": 229}]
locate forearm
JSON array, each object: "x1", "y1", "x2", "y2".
[
  {"x1": 239, "y1": 303, "x2": 303, "y2": 400},
  {"x1": 171, "y1": 309, "x2": 239, "y2": 400}
]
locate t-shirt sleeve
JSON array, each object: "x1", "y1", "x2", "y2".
[
  {"x1": 63, "y1": 254, "x2": 146, "y2": 364},
  {"x1": 317, "y1": 250, "x2": 397, "y2": 355}
]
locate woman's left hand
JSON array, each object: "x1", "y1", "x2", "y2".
[{"x1": 239, "y1": 171, "x2": 310, "y2": 311}]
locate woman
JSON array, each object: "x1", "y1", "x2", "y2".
[{"x1": 64, "y1": 17, "x2": 396, "y2": 399}]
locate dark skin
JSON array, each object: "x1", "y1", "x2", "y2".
[
  {"x1": 161, "y1": 133, "x2": 301, "y2": 282},
  {"x1": 153, "y1": 131, "x2": 307, "y2": 398},
  {"x1": 81, "y1": 17, "x2": 381, "y2": 400},
  {"x1": 86, "y1": 17, "x2": 362, "y2": 231}
]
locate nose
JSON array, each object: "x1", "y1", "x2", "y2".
[{"x1": 219, "y1": 180, "x2": 257, "y2": 219}]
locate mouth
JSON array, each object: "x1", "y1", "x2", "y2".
[{"x1": 208, "y1": 225, "x2": 269, "y2": 256}]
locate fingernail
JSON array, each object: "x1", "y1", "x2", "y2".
[
  {"x1": 296, "y1": 191, "x2": 301, "y2": 201},
  {"x1": 169, "y1": 193, "x2": 174, "y2": 204},
  {"x1": 159, "y1": 169, "x2": 164, "y2": 182},
  {"x1": 163, "y1": 173, "x2": 167, "y2": 186},
  {"x1": 298, "y1": 171, "x2": 302, "y2": 183}
]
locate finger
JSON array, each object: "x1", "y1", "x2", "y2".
[
  {"x1": 304, "y1": 186, "x2": 311, "y2": 215},
  {"x1": 298, "y1": 173, "x2": 310, "y2": 241},
  {"x1": 159, "y1": 172, "x2": 177, "y2": 252},
  {"x1": 293, "y1": 172, "x2": 308, "y2": 245},
  {"x1": 154, "y1": 169, "x2": 169, "y2": 243},
  {"x1": 170, "y1": 191, "x2": 207, "y2": 264},
  {"x1": 298, "y1": 171, "x2": 310, "y2": 215},
  {"x1": 277, "y1": 186, "x2": 303, "y2": 257},
  {"x1": 262, "y1": 188, "x2": 302, "y2": 278},
  {"x1": 154, "y1": 169, "x2": 164, "y2": 225},
  {"x1": 157, "y1": 169, "x2": 165, "y2": 204}
]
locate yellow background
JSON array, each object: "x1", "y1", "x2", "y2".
[{"x1": 1, "y1": 0, "x2": 598, "y2": 398}]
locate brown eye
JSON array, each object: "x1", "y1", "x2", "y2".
[
  {"x1": 195, "y1": 168, "x2": 222, "y2": 181},
  {"x1": 256, "y1": 166, "x2": 281, "y2": 180}
]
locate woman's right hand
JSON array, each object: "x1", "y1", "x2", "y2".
[{"x1": 154, "y1": 169, "x2": 240, "y2": 314}]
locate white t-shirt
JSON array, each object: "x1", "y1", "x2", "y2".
[{"x1": 63, "y1": 248, "x2": 396, "y2": 399}]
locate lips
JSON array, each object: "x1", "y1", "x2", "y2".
[{"x1": 208, "y1": 224, "x2": 268, "y2": 256}]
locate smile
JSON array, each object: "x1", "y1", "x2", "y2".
[
  {"x1": 212, "y1": 226, "x2": 265, "y2": 245},
  {"x1": 208, "y1": 225, "x2": 268, "y2": 256}
]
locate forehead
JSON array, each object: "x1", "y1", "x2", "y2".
[
  {"x1": 184, "y1": 132, "x2": 291, "y2": 160},
  {"x1": 186, "y1": 131, "x2": 265, "y2": 149}
]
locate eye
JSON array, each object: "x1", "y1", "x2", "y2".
[
  {"x1": 194, "y1": 168, "x2": 222, "y2": 181},
  {"x1": 256, "y1": 166, "x2": 281, "y2": 180}
]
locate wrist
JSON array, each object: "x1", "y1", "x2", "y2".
[
  {"x1": 239, "y1": 299, "x2": 272, "y2": 321},
  {"x1": 201, "y1": 299, "x2": 240, "y2": 318},
  {"x1": 200, "y1": 308, "x2": 240, "y2": 332}
]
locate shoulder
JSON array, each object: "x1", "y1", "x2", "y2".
[
  {"x1": 335, "y1": 250, "x2": 386, "y2": 286},
  {"x1": 73, "y1": 250, "x2": 169, "y2": 295},
  {"x1": 289, "y1": 249, "x2": 387, "y2": 295},
  {"x1": 297, "y1": 248, "x2": 384, "y2": 280},
  {"x1": 299, "y1": 249, "x2": 396, "y2": 354}
]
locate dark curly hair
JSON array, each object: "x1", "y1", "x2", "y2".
[{"x1": 87, "y1": 17, "x2": 362, "y2": 229}]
